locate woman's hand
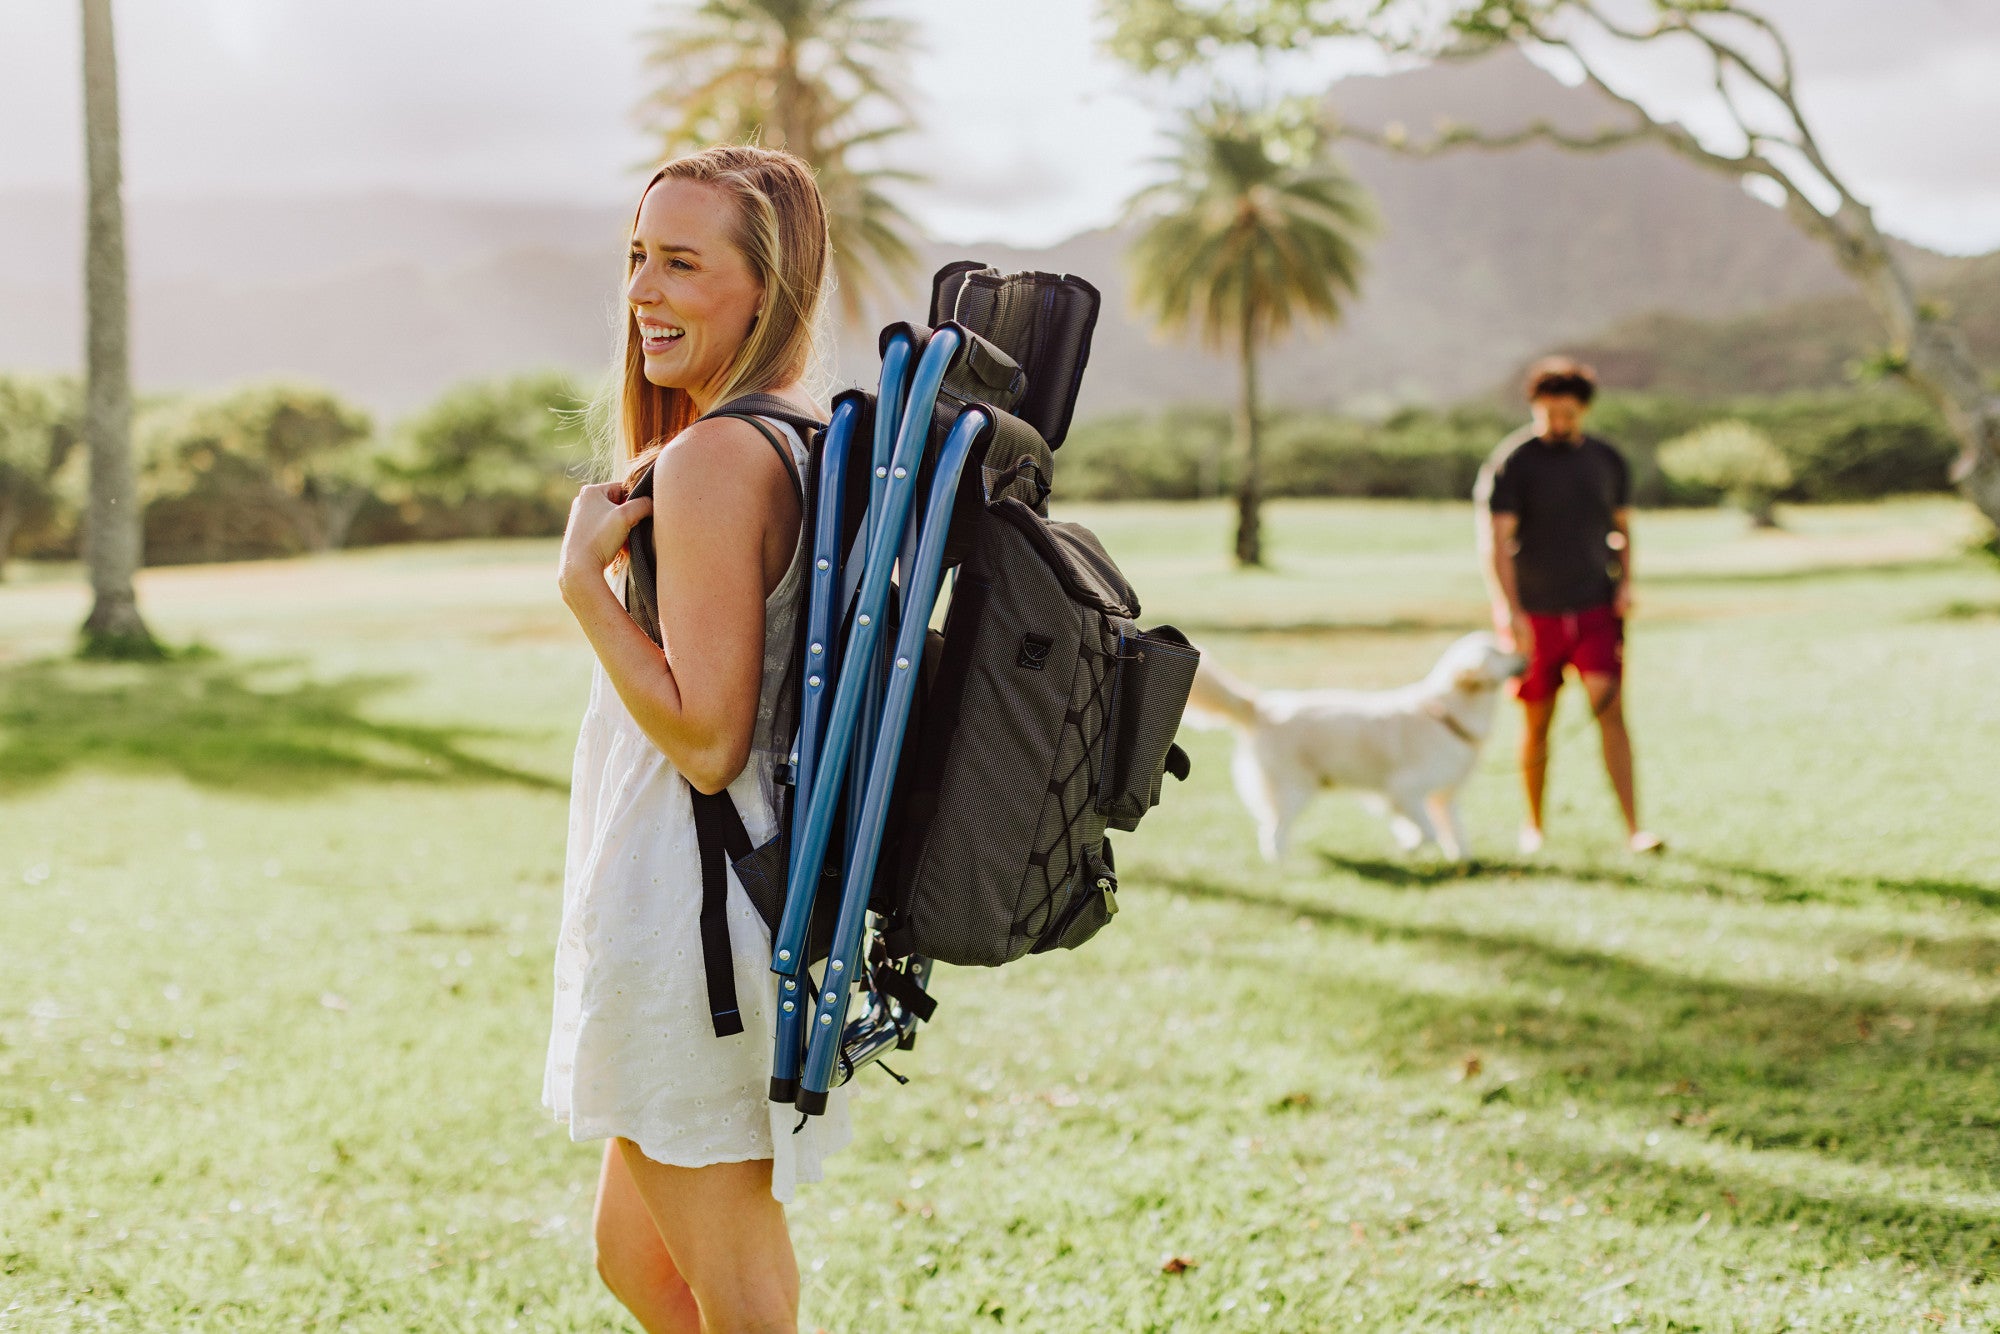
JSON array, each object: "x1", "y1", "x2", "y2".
[{"x1": 559, "y1": 481, "x2": 653, "y2": 598}]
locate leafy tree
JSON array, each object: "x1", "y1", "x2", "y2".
[
  {"x1": 0, "y1": 375, "x2": 82, "y2": 580},
  {"x1": 140, "y1": 385, "x2": 378, "y2": 558},
  {"x1": 1659, "y1": 419, "x2": 1792, "y2": 527},
  {"x1": 79, "y1": 0, "x2": 155, "y2": 654},
  {"x1": 1125, "y1": 99, "x2": 1373, "y2": 565},
  {"x1": 1104, "y1": 0, "x2": 2000, "y2": 534},
  {"x1": 638, "y1": 0, "x2": 923, "y2": 319},
  {"x1": 386, "y1": 372, "x2": 590, "y2": 534}
]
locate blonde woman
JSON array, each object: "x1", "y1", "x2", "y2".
[{"x1": 544, "y1": 145, "x2": 849, "y2": 1333}]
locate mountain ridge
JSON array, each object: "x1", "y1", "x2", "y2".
[{"x1": 1, "y1": 51, "x2": 1979, "y2": 420}]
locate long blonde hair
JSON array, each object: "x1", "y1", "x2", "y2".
[{"x1": 607, "y1": 145, "x2": 831, "y2": 482}]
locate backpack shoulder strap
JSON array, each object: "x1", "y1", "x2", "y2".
[
  {"x1": 687, "y1": 786, "x2": 756, "y2": 1037},
  {"x1": 703, "y1": 390, "x2": 826, "y2": 439},
  {"x1": 679, "y1": 393, "x2": 827, "y2": 1040},
  {"x1": 697, "y1": 394, "x2": 825, "y2": 502}
]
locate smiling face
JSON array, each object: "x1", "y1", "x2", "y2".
[{"x1": 625, "y1": 177, "x2": 766, "y2": 412}]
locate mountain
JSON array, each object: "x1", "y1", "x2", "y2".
[
  {"x1": 0, "y1": 51, "x2": 1959, "y2": 421},
  {"x1": 1539, "y1": 252, "x2": 2000, "y2": 397}
]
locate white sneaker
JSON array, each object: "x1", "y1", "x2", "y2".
[{"x1": 1517, "y1": 826, "x2": 1545, "y2": 855}]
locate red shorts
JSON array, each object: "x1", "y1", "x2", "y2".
[{"x1": 1517, "y1": 603, "x2": 1623, "y2": 702}]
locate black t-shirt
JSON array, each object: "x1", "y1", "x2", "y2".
[{"x1": 1475, "y1": 429, "x2": 1631, "y2": 614}]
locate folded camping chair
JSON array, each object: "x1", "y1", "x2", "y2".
[{"x1": 768, "y1": 266, "x2": 1103, "y2": 1115}]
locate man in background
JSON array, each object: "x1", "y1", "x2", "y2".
[{"x1": 1475, "y1": 357, "x2": 1662, "y2": 855}]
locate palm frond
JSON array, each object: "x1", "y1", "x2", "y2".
[
  {"x1": 1126, "y1": 99, "x2": 1375, "y2": 352},
  {"x1": 636, "y1": 0, "x2": 925, "y2": 313}
]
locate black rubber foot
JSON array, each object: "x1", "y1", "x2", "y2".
[
  {"x1": 769, "y1": 1077, "x2": 798, "y2": 1104},
  {"x1": 795, "y1": 1087, "x2": 829, "y2": 1117},
  {"x1": 896, "y1": 1030, "x2": 918, "y2": 1051}
]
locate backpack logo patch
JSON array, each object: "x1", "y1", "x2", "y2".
[{"x1": 1017, "y1": 633, "x2": 1053, "y2": 671}]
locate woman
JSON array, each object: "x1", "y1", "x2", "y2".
[{"x1": 543, "y1": 144, "x2": 848, "y2": 1334}]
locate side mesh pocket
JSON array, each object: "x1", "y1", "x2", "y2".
[
  {"x1": 1096, "y1": 624, "x2": 1200, "y2": 827},
  {"x1": 1030, "y1": 839, "x2": 1118, "y2": 954}
]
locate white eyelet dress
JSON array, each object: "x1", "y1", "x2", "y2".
[{"x1": 543, "y1": 420, "x2": 851, "y2": 1202}]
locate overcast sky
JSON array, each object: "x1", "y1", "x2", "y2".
[{"x1": 3, "y1": 0, "x2": 1997, "y2": 253}]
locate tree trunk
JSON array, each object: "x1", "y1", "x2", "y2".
[
  {"x1": 1801, "y1": 200, "x2": 2000, "y2": 531},
  {"x1": 0, "y1": 499, "x2": 19, "y2": 582},
  {"x1": 1901, "y1": 307, "x2": 2000, "y2": 531},
  {"x1": 79, "y1": 0, "x2": 155, "y2": 655},
  {"x1": 1233, "y1": 308, "x2": 1264, "y2": 567}
]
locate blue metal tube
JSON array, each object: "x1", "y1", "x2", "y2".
[
  {"x1": 848, "y1": 337, "x2": 910, "y2": 855},
  {"x1": 868, "y1": 334, "x2": 908, "y2": 551},
  {"x1": 768, "y1": 396, "x2": 860, "y2": 1097},
  {"x1": 787, "y1": 396, "x2": 862, "y2": 820},
  {"x1": 767, "y1": 328, "x2": 961, "y2": 978},
  {"x1": 798, "y1": 407, "x2": 988, "y2": 1105}
]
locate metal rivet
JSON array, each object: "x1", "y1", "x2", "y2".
[
  {"x1": 808, "y1": 674, "x2": 821, "y2": 688},
  {"x1": 819, "y1": 1013, "x2": 832, "y2": 1025},
  {"x1": 875, "y1": 466, "x2": 887, "y2": 478},
  {"x1": 816, "y1": 558, "x2": 829, "y2": 570},
  {"x1": 857, "y1": 614, "x2": 870, "y2": 626},
  {"x1": 893, "y1": 466, "x2": 907, "y2": 479},
  {"x1": 809, "y1": 643, "x2": 822, "y2": 655},
  {"x1": 896, "y1": 657, "x2": 910, "y2": 670},
  {"x1": 783, "y1": 978, "x2": 797, "y2": 991},
  {"x1": 830, "y1": 960, "x2": 843, "y2": 972},
  {"x1": 778, "y1": 950, "x2": 792, "y2": 963},
  {"x1": 782, "y1": 1000, "x2": 795, "y2": 1012}
]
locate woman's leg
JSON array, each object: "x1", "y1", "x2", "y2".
[
  {"x1": 594, "y1": 1140, "x2": 702, "y2": 1334},
  {"x1": 615, "y1": 1138, "x2": 800, "y2": 1334}
]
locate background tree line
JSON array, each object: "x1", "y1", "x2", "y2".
[
  {"x1": 1059, "y1": 386, "x2": 1961, "y2": 508},
  {"x1": 0, "y1": 368, "x2": 1958, "y2": 575},
  {"x1": 0, "y1": 371, "x2": 591, "y2": 574}
]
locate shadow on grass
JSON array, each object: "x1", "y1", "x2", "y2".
[
  {"x1": 0, "y1": 654, "x2": 564, "y2": 796},
  {"x1": 1313, "y1": 846, "x2": 2000, "y2": 909},
  {"x1": 1154, "y1": 868, "x2": 2000, "y2": 1260},
  {"x1": 1316, "y1": 851, "x2": 1653, "y2": 890},
  {"x1": 1678, "y1": 854, "x2": 2000, "y2": 911}
]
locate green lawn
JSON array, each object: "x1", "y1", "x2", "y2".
[{"x1": 3, "y1": 498, "x2": 1997, "y2": 1332}]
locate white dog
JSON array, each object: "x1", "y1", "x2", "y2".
[{"x1": 1185, "y1": 632, "x2": 1526, "y2": 862}]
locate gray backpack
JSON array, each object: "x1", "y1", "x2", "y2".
[{"x1": 873, "y1": 265, "x2": 1200, "y2": 967}]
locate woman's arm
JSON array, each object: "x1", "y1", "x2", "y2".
[{"x1": 558, "y1": 419, "x2": 798, "y2": 793}]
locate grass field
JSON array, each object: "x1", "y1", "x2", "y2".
[{"x1": 3, "y1": 498, "x2": 1998, "y2": 1332}]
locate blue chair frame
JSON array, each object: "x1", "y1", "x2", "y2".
[{"x1": 769, "y1": 327, "x2": 985, "y2": 1112}]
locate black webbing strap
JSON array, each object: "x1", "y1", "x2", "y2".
[
  {"x1": 870, "y1": 958, "x2": 938, "y2": 1023},
  {"x1": 677, "y1": 398, "x2": 819, "y2": 1040},
  {"x1": 689, "y1": 787, "x2": 756, "y2": 1038}
]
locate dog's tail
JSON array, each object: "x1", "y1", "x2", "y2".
[{"x1": 1185, "y1": 655, "x2": 1261, "y2": 731}]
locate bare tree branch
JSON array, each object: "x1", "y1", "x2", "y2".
[{"x1": 1335, "y1": 115, "x2": 1653, "y2": 156}]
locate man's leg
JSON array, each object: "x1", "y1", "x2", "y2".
[
  {"x1": 1514, "y1": 613, "x2": 1564, "y2": 853},
  {"x1": 1519, "y1": 694, "x2": 1556, "y2": 847},
  {"x1": 1583, "y1": 671, "x2": 1660, "y2": 851}
]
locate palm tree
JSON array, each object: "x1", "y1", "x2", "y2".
[
  {"x1": 79, "y1": 0, "x2": 156, "y2": 655},
  {"x1": 638, "y1": 0, "x2": 923, "y2": 321},
  {"x1": 1127, "y1": 100, "x2": 1373, "y2": 566}
]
